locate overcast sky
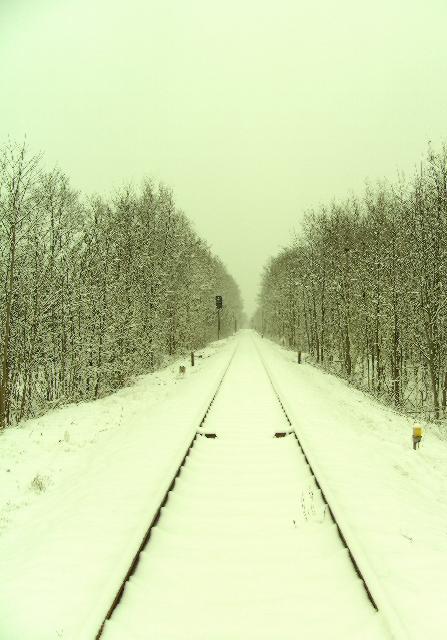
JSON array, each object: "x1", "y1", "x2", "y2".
[{"x1": 1, "y1": 0, "x2": 447, "y2": 314}]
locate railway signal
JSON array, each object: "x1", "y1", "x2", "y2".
[{"x1": 215, "y1": 295, "x2": 223, "y2": 339}]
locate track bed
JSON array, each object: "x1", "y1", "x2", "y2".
[{"x1": 101, "y1": 335, "x2": 387, "y2": 639}]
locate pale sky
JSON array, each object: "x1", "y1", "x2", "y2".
[{"x1": 1, "y1": 0, "x2": 447, "y2": 314}]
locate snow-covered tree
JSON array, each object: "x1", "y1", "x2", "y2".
[
  {"x1": 0, "y1": 142, "x2": 243, "y2": 428},
  {"x1": 256, "y1": 143, "x2": 447, "y2": 418}
]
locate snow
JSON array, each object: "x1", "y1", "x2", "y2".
[
  {"x1": 0, "y1": 340, "x2": 235, "y2": 640},
  {"x1": 1, "y1": 330, "x2": 446, "y2": 639},
  {"x1": 101, "y1": 335, "x2": 385, "y2": 639},
  {"x1": 258, "y1": 335, "x2": 447, "y2": 640}
]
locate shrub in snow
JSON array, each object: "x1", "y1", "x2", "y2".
[{"x1": 30, "y1": 474, "x2": 49, "y2": 493}]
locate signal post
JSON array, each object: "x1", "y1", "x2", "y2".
[{"x1": 216, "y1": 295, "x2": 223, "y2": 340}]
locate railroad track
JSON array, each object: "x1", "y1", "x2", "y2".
[{"x1": 97, "y1": 333, "x2": 398, "y2": 640}]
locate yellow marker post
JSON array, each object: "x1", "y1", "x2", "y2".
[{"x1": 412, "y1": 424, "x2": 422, "y2": 450}]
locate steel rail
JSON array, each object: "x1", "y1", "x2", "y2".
[
  {"x1": 253, "y1": 338, "x2": 378, "y2": 609},
  {"x1": 253, "y1": 336, "x2": 407, "y2": 640},
  {"x1": 95, "y1": 345, "x2": 237, "y2": 639}
]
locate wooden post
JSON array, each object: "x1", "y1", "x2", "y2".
[
  {"x1": 442, "y1": 371, "x2": 447, "y2": 413},
  {"x1": 190, "y1": 351, "x2": 195, "y2": 367},
  {"x1": 297, "y1": 350, "x2": 302, "y2": 364}
]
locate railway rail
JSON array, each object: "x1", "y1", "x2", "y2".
[{"x1": 97, "y1": 333, "x2": 400, "y2": 639}]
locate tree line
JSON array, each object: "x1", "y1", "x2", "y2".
[
  {"x1": 0, "y1": 141, "x2": 243, "y2": 428},
  {"x1": 255, "y1": 143, "x2": 447, "y2": 419}
]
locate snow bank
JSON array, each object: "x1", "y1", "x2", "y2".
[
  {"x1": 0, "y1": 339, "x2": 234, "y2": 640},
  {"x1": 258, "y1": 334, "x2": 447, "y2": 640}
]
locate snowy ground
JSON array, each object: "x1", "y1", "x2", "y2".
[
  {"x1": 1, "y1": 331, "x2": 446, "y2": 639},
  {"x1": 258, "y1": 336, "x2": 447, "y2": 640},
  {"x1": 101, "y1": 335, "x2": 385, "y2": 640},
  {"x1": 0, "y1": 339, "x2": 235, "y2": 640}
]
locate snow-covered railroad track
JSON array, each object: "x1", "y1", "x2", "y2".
[{"x1": 98, "y1": 333, "x2": 390, "y2": 639}]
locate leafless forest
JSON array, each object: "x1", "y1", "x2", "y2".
[
  {"x1": 0, "y1": 142, "x2": 243, "y2": 428},
  {"x1": 256, "y1": 144, "x2": 447, "y2": 419}
]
